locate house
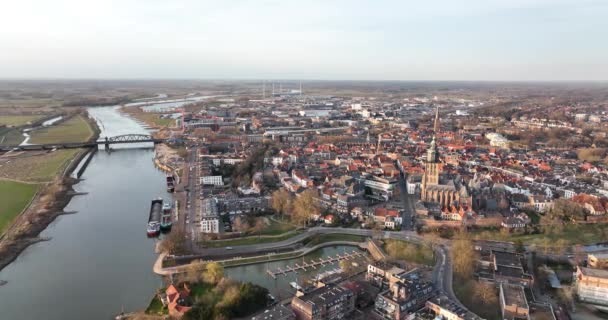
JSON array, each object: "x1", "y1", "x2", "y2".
[
  {"x1": 324, "y1": 214, "x2": 336, "y2": 224},
  {"x1": 160, "y1": 283, "x2": 192, "y2": 317},
  {"x1": 501, "y1": 213, "x2": 530, "y2": 229},
  {"x1": 584, "y1": 202, "x2": 606, "y2": 216},
  {"x1": 373, "y1": 208, "x2": 402, "y2": 229}
]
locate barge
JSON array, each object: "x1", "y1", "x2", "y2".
[{"x1": 147, "y1": 198, "x2": 163, "y2": 237}]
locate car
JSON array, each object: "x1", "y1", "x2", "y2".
[{"x1": 226, "y1": 247, "x2": 233, "y2": 250}]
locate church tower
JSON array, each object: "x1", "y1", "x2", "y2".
[{"x1": 422, "y1": 136, "x2": 441, "y2": 186}]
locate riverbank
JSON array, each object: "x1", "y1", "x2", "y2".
[{"x1": 0, "y1": 112, "x2": 99, "y2": 272}]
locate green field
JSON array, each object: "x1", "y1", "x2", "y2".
[
  {"x1": 383, "y1": 239, "x2": 434, "y2": 266},
  {"x1": 0, "y1": 127, "x2": 25, "y2": 146},
  {"x1": 303, "y1": 233, "x2": 367, "y2": 246},
  {"x1": 0, "y1": 180, "x2": 38, "y2": 234},
  {"x1": 471, "y1": 223, "x2": 608, "y2": 247},
  {"x1": 259, "y1": 218, "x2": 296, "y2": 236},
  {"x1": 0, "y1": 115, "x2": 44, "y2": 127},
  {"x1": 201, "y1": 230, "x2": 303, "y2": 248},
  {"x1": 0, "y1": 149, "x2": 80, "y2": 182},
  {"x1": 29, "y1": 115, "x2": 94, "y2": 144}
]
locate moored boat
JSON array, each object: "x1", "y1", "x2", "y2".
[
  {"x1": 148, "y1": 198, "x2": 163, "y2": 237},
  {"x1": 160, "y1": 202, "x2": 173, "y2": 231}
]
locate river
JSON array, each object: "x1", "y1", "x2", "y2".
[
  {"x1": 0, "y1": 105, "x2": 361, "y2": 319},
  {"x1": 0, "y1": 106, "x2": 167, "y2": 320}
]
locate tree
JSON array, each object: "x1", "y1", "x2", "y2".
[
  {"x1": 251, "y1": 218, "x2": 266, "y2": 238},
  {"x1": 203, "y1": 262, "x2": 225, "y2": 284},
  {"x1": 158, "y1": 229, "x2": 187, "y2": 255},
  {"x1": 451, "y1": 238, "x2": 477, "y2": 280},
  {"x1": 233, "y1": 216, "x2": 250, "y2": 233},
  {"x1": 186, "y1": 260, "x2": 205, "y2": 282},
  {"x1": 292, "y1": 189, "x2": 320, "y2": 226},
  {"x1": 271, "y1": 189, "x2": 292, "y2": 218},
  {"x1": 474, "y1": 282, "x2": 498, "y2": 306}
]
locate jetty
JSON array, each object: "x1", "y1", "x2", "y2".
[{"x1": 266, "y1": 251, "x2": 363, "y2": 279}]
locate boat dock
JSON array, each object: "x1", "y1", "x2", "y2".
[{"x1": 266, "y1": 251, "x2": 363, "y2": 279}]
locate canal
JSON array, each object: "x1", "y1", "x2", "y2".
[{"x1": 0, "y1": 106, "x2": 168, "y2": 320}]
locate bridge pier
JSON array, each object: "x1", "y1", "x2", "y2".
[{"x1": 104, "y1": 137, "x2": 110, "y2": 151}]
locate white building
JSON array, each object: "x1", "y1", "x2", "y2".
[
  {"x1": 200, "y1": 175, "x2": 224, "y2": 186},
  {"x1": 200, "y1": 198, "x2": 221, "y2": 234},
  {"x1": 576, "y1": 266, "x2": 608, "y2": 310},
  {"x1": 486, "y1": 132, "x2": 510, "y2": 149}
]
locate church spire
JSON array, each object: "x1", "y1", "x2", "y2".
[
  {"x1": 427, "y1": 135, "x2": 440, "y2": 163},
  {"x1": 433, "y1": 105, "x2": 440, "y2": 133}
]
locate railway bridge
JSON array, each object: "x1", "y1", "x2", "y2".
[{"x1": 0, "y1": 134, "x2": 165, "y2": 152}]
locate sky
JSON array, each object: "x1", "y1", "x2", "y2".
[{"x1": 1, "y1": 0, "x2": 607, "y2": 81}]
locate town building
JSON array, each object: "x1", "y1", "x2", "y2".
[
  {"x1": 499, "y1": 283, "x2": 530, "y2": 320},
  {"x1": 200, "y1": 198, "x2": 221, "y2": 233},
  {"x1": 575, "y1": 266, "x2": 608, "y2": 309},
  {"x1": 290, "y1": 285, "x2": 356, "y2": 320}
]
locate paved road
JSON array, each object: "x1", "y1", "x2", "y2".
[
  {"x1": 177, "y1": 225, "x2": 474, "y2": 316},
  {"x1": 397, "y1": 175, "x2": 416, "y2": 231}
]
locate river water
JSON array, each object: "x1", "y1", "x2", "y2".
[
  {"x1": 0, "y1": 105, "x2": 361, "y2": 319},
  {"x1": 0, "y1": 106, "x2": 167, "y2": 320}
]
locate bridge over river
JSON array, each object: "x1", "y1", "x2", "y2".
[{"x1": 0, "y1": 134, "x2": 165, "y2": 152}]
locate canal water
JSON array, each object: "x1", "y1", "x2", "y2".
[
  {"x1": 225, "y1": 245, "x2": 365, "y2": 301},
  {"x1": 0, "y1": 106, "x2": 168, "y2": 320}
]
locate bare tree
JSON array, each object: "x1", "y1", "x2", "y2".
[
  {"x1": 271, "y1": 189, "x2": 293, "y2": 219},
  {"x1": 451, "y1": 238, "x2": 477, "y2": 280},
  {"x1": 233, "y1": 216, "x2": 250, "y2": 234},
  {"x1": 292, "y1": 189, "x2": 320, "y2": 226}
]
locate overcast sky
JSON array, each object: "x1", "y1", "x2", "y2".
[{"x1": 1, "y1": 0, "x2": 607, "y2": 80}]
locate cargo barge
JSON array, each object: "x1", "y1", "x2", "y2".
[{"x1": 147, "y1": 198, "x2": 162, "y2": 237}]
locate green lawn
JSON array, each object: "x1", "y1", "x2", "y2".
[
  {"x1": 383, "y1": 239, "x2": 434, "y2": 266},
  {"x1": 471, "y1": 223, "x2": 608, "y2": 246},
  {"x1": 29, "y1": 115, "x2": 94, "y2": 144},
  {"x1": 0, "y1": 180, "x2": 38, "y2": 234},
  {"x1": 0, "y1": 127, "x2": 25, "y2": 146},
  {"x1": 201, "y1": 231, "x2": 303, "y2": 248},
  {"x1": 0, "y1": 115, "x2": 44, "y2": 127},
  {"x1": 512, "y1": 223, "x2": 608, "y2": 246},
  {"x1": 0, "y1": 149, "x2": 80, "y2": 182},
  {"x1": 259, "y1": 217, "x2": 296, "y2": 236},
  {"x1": 303, "y1": 233, "x2": 367, "y2": 246},
  {"x1": 221, "y1": 251, "x2": 302, "y2": 267}
]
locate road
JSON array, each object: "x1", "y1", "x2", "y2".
[
  {"x1": 397, "y1": 175, "x2": 417, "y2": 230},
  {"x1": 186, "y1": 225, "x2": 470, "y2": 314}
]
